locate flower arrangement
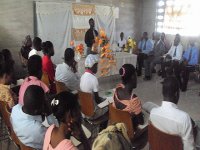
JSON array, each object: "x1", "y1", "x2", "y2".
[
  {"x1": 95, "y1": 29, "x2": 116, "y2": 76},
  {"x1": 124, "y1": 37, "x2": 137, "y2": 54},
  {"x1": 70, "y1": 40, "x2": 84, "y2": 59},
  {"x1": 75, "y1": 43, "x2": 84, "y2": 56}
]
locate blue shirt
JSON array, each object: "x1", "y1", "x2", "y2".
[
  {"x1": 183, "y1": 46, "x2": 199, "y2": 65},
  {"x1": 138, "y1": 39, "x2": 153, "y2": 54},
  {"x1": 10, "y1": 104, "x2": 58, "y2": 149}
]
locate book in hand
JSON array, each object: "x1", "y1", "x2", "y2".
[{"x1": 97, "y1": 97, "x2": 114, "y2": 108}]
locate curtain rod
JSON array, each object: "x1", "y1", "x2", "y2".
[{"x1": 35, "y1": 0, "x2": 115, "y2": 7}]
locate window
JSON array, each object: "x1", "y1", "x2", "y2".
[{"x1": 156, "y1": 0, "x2": 200, "y2": 36}]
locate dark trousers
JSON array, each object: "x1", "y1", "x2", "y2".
[
  {"x1": 161, "y1": 59, "x2": 182, "y2": 87},
  {"x1": 181, "y1": 64, "x2": 196, "y2": 91},
  {"x1": 144, "y1": 56, "x2": 154, "y2": 77},
  {"x1": 137, "y1": 53, "x2": 148, "y2": 76}
]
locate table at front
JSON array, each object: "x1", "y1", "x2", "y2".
[{"x1": 77, "y1": 52, "x2": 137, "y2": 77}]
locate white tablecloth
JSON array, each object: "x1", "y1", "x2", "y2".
[{"x1": 77, "y1": 52, "x2": 137, "y2": 77}]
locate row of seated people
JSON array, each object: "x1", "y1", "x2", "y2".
[
  {"x1": 113, "y1": 63, "x2": 199, "y2": 150},
  {"x1": 137, "y1": 32, "x2": 199, "y2": 92},
  {"x1": 0, "y1": 50, "x2": 90, "y2": 149},
  {"x1": 1, "y1": 35, "x2": 199, "y2": 149},
  {"x1": 0, "y1": 46, "x2": 200, "y2": 149}
]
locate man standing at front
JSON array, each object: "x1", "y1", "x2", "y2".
[{"x1": 85, "y1": 18, "x2": 98, "y2": 56}]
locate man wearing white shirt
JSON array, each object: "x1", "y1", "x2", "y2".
[
  {"x1": 161, "y1": 34, "x2": 183, "y2": 88},
  {"x1": 150, "y1": 77, "x2": 195, "y2": 150},
  {"x1": 28, "y1": 37, "x2": 43, "y2": 58},
  {"x1": 118, "y1": 32, "x2": 126, "y2": 52},
  {"x1": 165, "y1": 34, "x2": 183, "y2": 61}
]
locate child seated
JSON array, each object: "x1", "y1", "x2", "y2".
[
  {"x1": 18, "y1": 55, "x2": 49, "y2": 105},
  {"x1": 11, "y1": 85, "x2": 57, "y2": 149},
  {"x1": 113, "y1": 64, "x2": 144, "y2": 129},
  {"x1": 0, "y1": 50, "x2": 17, "y2": 108},
  {"x1": 42, "y1": 41, "x2": 56, "y2": 93},
  {"x1": 43, "y1": 91, "x2": 90, "y2": 150}
]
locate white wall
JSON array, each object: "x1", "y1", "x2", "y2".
[
  {"x1": 0, "y1": 0, "x2": 143, "y2": 78},
  {"x1": 141, "y1": 0, "x2": 157, "y2": 38}
]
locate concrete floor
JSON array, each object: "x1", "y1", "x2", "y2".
[{"x1": 1, "y1": 73, "x2": 200, "y2": 150}]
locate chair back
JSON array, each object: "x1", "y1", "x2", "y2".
[
  {"x1": 41, "y1": 72, "x2": 50, "y2": 87},
  {"x1": 55, "y1": 81, "x2": 68, "y2": 94},
  {"x1": 148, "y1": 122, "x2": 183, "y2": 150},
  {"x1": 78, "y1": 91, "x2": 95, "y2": 117},
  {"x1": 108, "y1": 103, "x2": 134, "y2": 139},
  {"x1": 0, "y1": 101, "x2": 34, "y2": 150}
]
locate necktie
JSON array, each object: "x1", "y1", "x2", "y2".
[
  {"x1": 173, "y1": 47, "x2": 177, "y2": 57},
  {"x1": 188, "y1": 48, "x2": 193, "y2": 62},
  {"x1": 143, "y1": 41, "x2": 146, "y2": 50}
]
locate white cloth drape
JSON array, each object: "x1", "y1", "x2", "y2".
[
  {"x1": 95, "y1": 6, "x2": 116, "y2": 44},
  {"x1": 36, "y1": 2, "x2": 116, "y2": 64},
  {"x1": 36, "y1": 2, "x2": 72, "y2": 64}
]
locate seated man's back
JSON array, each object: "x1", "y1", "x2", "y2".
[
  {"x1": 150, "y1": 77, "x2": 195, "y2": 150},
  {"x1": 150, "y1": 101, "x2": 194, "y2": 150}
]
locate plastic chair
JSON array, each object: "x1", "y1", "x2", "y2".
[
  {"x1": 108, "y1": 103, "x2": 134, "y2": 138},
  {"x1": 148, "y1": 122, "x2": 183, "y2": 150},
  {"x1": 78, "y1": 91, "x2": 108, "y2": 136},
  {"x1": 108, "y1": 103, "x2": 148, "y2": 149},
  {"x1": 55, "y1": 81, "x2": 68, "y2": 94},
  {"x1": 41, "y1": 72, "x2": 50, "y2": 87}
]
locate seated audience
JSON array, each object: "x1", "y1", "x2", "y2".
[
  {"x1": 18, "y1": 55, "x2": 49, "y2": 105},
  {"x1": 137, "y1": 32, "x2": 154, "y2": 80},
  {"x1": 11, "y1": 85, "x2": 57, "y2": 149},
  {"x1": 150, "y1": 32, "x2": 168, "y2": 74},
  {"x1": 2, "y1": 49, "x2": 15, "y2": 64},
  {"x1": 113, "y1": 64, "x2": 144, "y2": 129},
  {"x1": 80, "y1": 54, "x2": 107, "y2": 119},
  {"x1": 20, "y1": 35, "x2": 32, "y2": 67},
  {"x1": 161, "y1": 34, "x2": 183, "y2": 78},
  {"x1": 150, "y1": 32, "x2": 157, "y2": 45},
  {"x1": 118, "y1": 32, "x2": 126, "y2": 52},
  {"x1": 0, "y1": 51, "x2": 17, "y2": 108},
  {"x1": 42, "y1": 41, "x2": 56, "y2": 93},
  {"x1": 28, "y1": 37, "x2": 42, "y2": 58},
  {"x1": 2, "y1": 49, "x2": 16, "y2": 84},
  {"x1": 150, "y1": 77, "x2": 195, "y2": 150},
  {"x1": 181, "y1": 39, "x2": 199, "y2": 91},
  {"x1": 43, "y1": 91, "x2": 90, "y2": 150},
  {"x1": 55, "y1": 48, "x2": 80, "y2": 91}
]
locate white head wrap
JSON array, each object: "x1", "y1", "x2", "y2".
[{"x1": 85, "y1": 54, "x2": 99, "y2": 68}]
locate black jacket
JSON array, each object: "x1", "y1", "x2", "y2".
[{"x1": 84, "y1": 28, "x2": 98, "y2": 48}]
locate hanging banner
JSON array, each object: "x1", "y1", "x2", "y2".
[
  {"x1": 72, "y1": 28, "x2": 88, "y2": 41},
  {"x1": 72, "y1": 4, "x2": 95, "y2": 16}
]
